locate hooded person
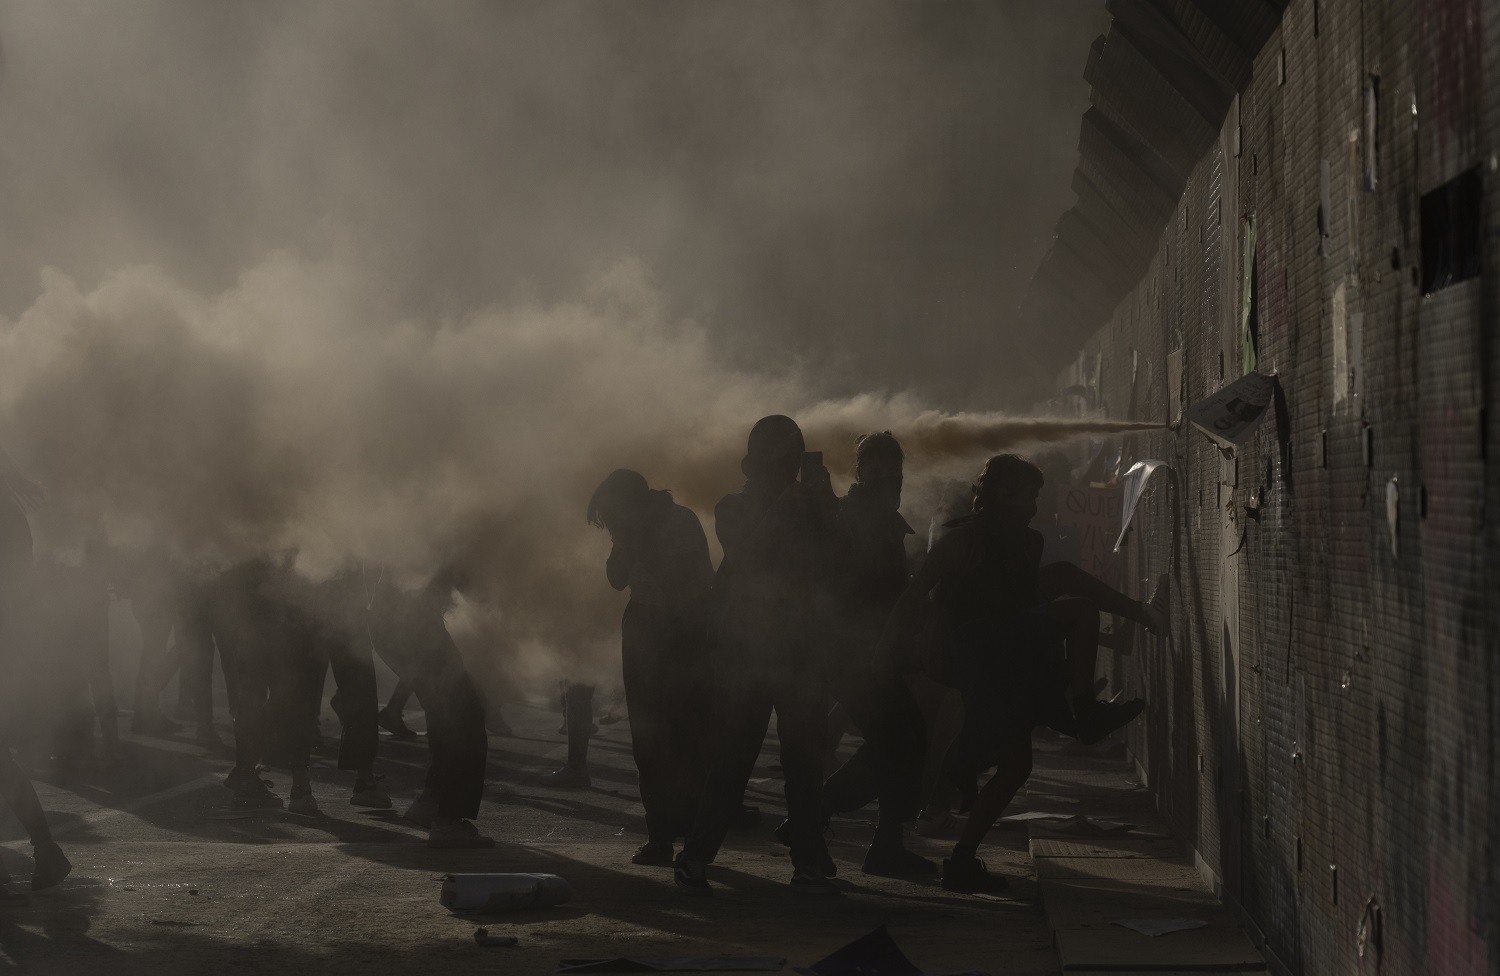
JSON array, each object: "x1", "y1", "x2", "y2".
[
  {"x1": 578, "y1": 468, "x2": 715, "y2": 864},
  {"x1": 673, "y1": 415, "x2": 843, "y2": 896}
]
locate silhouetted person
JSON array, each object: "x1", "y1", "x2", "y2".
[
  {"x1": 881, "y1": 454, "x2": 1165, "y2": 893},
  {"x1": 583, "y1": 469, "x2": 715, "y2": 865},
  {"x1": 783, "y1": 432, "x2": 933, "y2": 877},
  {"x1": 36, "y1": 546, "x2": 119, "y2": 765},
  {"x1": 0, "y1": 472, "x2": 71, "y2": 892},
  {"x1": 364, "y1": 565, "x2": 492, "y2": 848},
  {"x1": 212, "y1": 555, "x2": 295, "y2": 809},
  {"x1": 316, "y1": 575, "x2": 391, "y2": 809},
  {"x1": 542, "y1": 681, "x2": 595, "y2": 788},
  {"x1": 173, "y1": 567, "x2": 232, "y2": 752},
  {"x1": 253, "y1": 570, "x2": 391, "y2": 814},
  {"x1": 674, "y1": 415, "x2": 841, "y2": 896},
  {"x1": 123, "y1": 550, "x2": 188, "y2": 737}
]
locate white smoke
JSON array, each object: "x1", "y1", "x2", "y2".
[{"x1": 0, "y1": 254, "x2": 1152, "y2": 680}]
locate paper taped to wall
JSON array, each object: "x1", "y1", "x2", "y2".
[{"x1": 1185, "y1": 371, "x2": 1275, "y2": 447}]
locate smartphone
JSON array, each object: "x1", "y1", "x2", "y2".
[{"x1": 799, "y1": 450, "x2": 823, "y2": 481}]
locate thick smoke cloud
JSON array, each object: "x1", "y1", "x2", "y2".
[{"x1": 0, "y1": 1, "x2": 1114, "y2": 681}]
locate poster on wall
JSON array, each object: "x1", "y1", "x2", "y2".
[
  {"x1": 1185, "y1": 371, "x2": 1275, "y2": 447},
  {"x1": 1056, "y1": 484, "x2": 1122, "y2": 585}
]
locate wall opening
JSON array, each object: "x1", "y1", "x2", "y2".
[{"x1": 1420, "y1": 167, "x2": 1483, "y2": 294}]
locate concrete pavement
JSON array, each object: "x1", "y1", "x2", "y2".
[{"x1": 2, "y1": 701, "x2": 1057, "y2": 975}]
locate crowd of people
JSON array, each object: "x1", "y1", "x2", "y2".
[
  {"x1": 0, "y1": 414, "x2": 1167, "y2": 900},
  {"x1": 577, "y1": 415, "x2": 1167, "y2": 895}
]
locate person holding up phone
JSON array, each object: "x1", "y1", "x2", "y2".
[{"x1": 674, "y1": 415, "x2": 842, "y2": 896}]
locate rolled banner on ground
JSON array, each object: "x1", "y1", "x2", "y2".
[
  {"x1": 440, "y1": 873, "x2": 571, "y2": 912},
  {"x1": 1114, "y1": 460, "x2": 1171, "y2": 552}
]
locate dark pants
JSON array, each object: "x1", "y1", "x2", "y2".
[
  {"x1": 53, "y1": 590, "x2": 116, "y2": 756},
  {"x1": 176, "y1": 591, "x2": 223, "y2": 727},
  {"x1": 0, "y1": 735, "x2": 51, "y2": 846},
  {"x1": 219, "y1": 621, "x2": 271, "y2": 774},
  {"x1": 131, "y1": 596, "x2": 178, "y2": 719},
  {"x1": 620, "y1": 602, "x2": 712, "y2": 844},
  {"x1": 414, "y1": 667, "x2": 488, "y2": 819},
  {"x1": 823, "y1": 667, "x2": 926, "y2": 832},
  {"x1": 385, "y1": 679, "x2": 413, "y2": 714},
  {"x1": 328, "y1": 638, "x2": 379, "y2": 773},
  {"x1": 682, "y1": 666, "x2": 827, "y2": 870},
  {"x1": 261, "y1": 618, "x2": 326, "y2": 774},
  {"x1": 219, "y1": 606, "x2": 317, "y2": 775}
]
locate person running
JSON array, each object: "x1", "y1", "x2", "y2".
[
  {"x1": 674, "y1": 415, "x2": 842, "y2": 896},
  {"x1": 879, "y1": 454, "x2": 1166, "y2": 893},
  {"x1": 799, "y1": 432, "x2": 934, "y2": 877},
  {"x1": 584, "y1": 469, "x2": 715, "y2": 866}
]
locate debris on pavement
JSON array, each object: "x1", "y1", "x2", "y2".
[
  {"x1": 1110, "y1": 918, "x2": 1209, "y2": 937},
  {"x1": 798, "y1": 926, "x2": 988, "y2": 976},
  {"x1": 557, "y1": 956, "x2": 785, "y2": 973},
  {"x1": 473, "y1": 927, "x2": 518, "y2": 947},
  {"x1": 440, "y1": 872, "x2": 571, "y2": 912},
  {"x1": 1031, "y1": 816, "x2": 1136, "y2": 836}
]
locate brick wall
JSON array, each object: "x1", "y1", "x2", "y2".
[{"x1": 1057, "y1": 1, "x2": 1498, "y2": 971}]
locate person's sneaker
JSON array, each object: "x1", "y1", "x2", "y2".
[
  {"x1": 1074, "y1": 697, "x2": 1147, "y2": 746},
  {"x1": 30, "y1": 843, "x2": 72, "y2": 891},
  {"x1": 861, "y1": 844, "x2": 938, "y2": 878},
  {"x1": 774, "y1": 819, "x2": 837, "y2": 878},
  {"x1": 539, "y1": 765, "x2": 591, "y2": 789},
  {"x1": 227, "y1": 771, "x2": 283, "y2": 810},
  {"x1": 789, "y1": 867, "x2": 841, "y2": 895},
  {"x1": 377, "y1": 708, "x2": 418, "y2": 739},
  {"x1": 287, "y1": 789, "x2": 319, "y2": 815},
  {"x1": 403, "y1": 793, "x2": 438, "y2": 829},
  {"x1": 942, "y1": 854, "x2": 1009, "y2": 894},
  {"x1": 350, "y1": 778, "x2": 392, "y2": 809},
  {"x1": 1143, "y1": 574, "x2": 1171, "y2": 634},
  {"x1": 428, "y1": 818, "x2": 495, "y2": 849},
  {"x1": 631, "y1": 842, "x2": 675, "y2": 866},
  {"x1": 673, "y1": 855, "x2": 711, "y2": 896},
  {"x1": 730, "y1": 804, "x2": 761, "y2": 829}
]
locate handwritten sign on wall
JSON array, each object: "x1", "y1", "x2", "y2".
[{"x1": 1057, "y1": 484, "x2": 1123, "y2": 585}]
